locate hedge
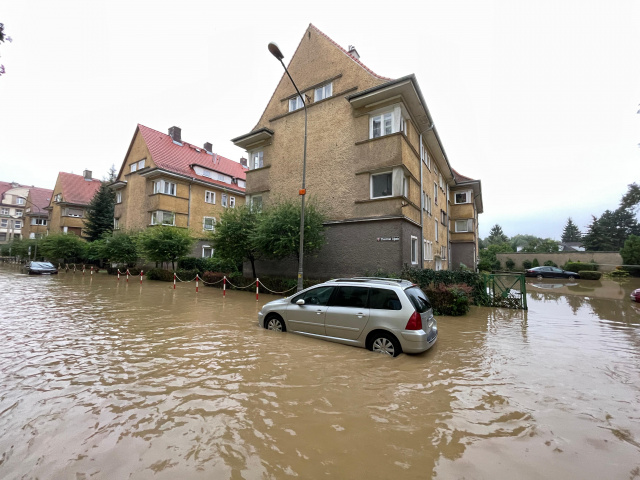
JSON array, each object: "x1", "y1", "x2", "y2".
[
  {"x1": 423, "y1": 283, "x2": 472, "y2": 316},
  {"x1": 401, "y1": 267, "x2": 490, "y2": 306},
  {"x1": 579, "y1": 271, "x2": 602, "y2": 280},
  {"x1": 564, "y1": 262, "x2": 598, "y2": 272}
]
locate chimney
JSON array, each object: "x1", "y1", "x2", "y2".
[
  {"x1": 240, "y1": 157, "x2": 248, "y2": 167},
  {"x1": 83, "y1": 169, "x2": 92, "y2": 181},
  {"x1": 204, "y1": 142, "x2": 213, "y2": 154},
  {"x1": 348, "y1": 45, "x2": 360, "y2": 60},
  {"x1": 169, "y1": 126, "x2": 182, "y2": 144}
]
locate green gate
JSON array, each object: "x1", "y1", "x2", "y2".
[{"x1": 484, "y1": 273, "x2": 527, "y2": 310}]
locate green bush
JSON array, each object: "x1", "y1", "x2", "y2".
[
  {"x1": 505, "y1": 258, "x2": 515, "y2": 271},
  {"x1": 522, "y1": 260, "x2": 533, "y2": 270},
  {"x1": 146, "y1": 268, "x2": 174, "y2": 281},
  {"x1": 423, "y1": 283, "x2": 472, "y2": 316},
  {"x1": 532, "y1": 258, "x2": 540, "y2": 267},
  {"x1": 564, "y1": 262, "x2": 597, "y2": 272},
  {"x1": 543, "y1": 260, "x2": 557, "y2": 267},
  {"x1": 579, "y1": 271, "x2": 602, "y2": 280},
  {"x1": 607, "y1": 268, "x2": 630, "y2": 278},
  {"x1": 176, "y1": 268, "x2": 199, "y2": 281},
  {"x1": 177, "y1": 257, "x2": 240, "y2": 275},
  {"x1": 401, "y1": 267, "x2": 490, "y2": 306}
]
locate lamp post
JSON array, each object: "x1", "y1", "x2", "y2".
[{"x1": 268, "y1": 42, "x2": 308, "y2": 292}]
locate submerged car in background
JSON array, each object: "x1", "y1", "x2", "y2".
[
  {"x1": 631, "y1": 288, "x2": 640, "y2": 303},
  {"x1": 525, "y1": 266, "x2": 580, "y2": 279},
  {"x1": 257, "y1": 277, "x2": 438, "y2": 357},
  {"x1": 24, "y1": 261, "x2": 58, "y2": 275}
]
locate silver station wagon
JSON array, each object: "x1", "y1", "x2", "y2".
[{"x1": 257, "y1": 277, "x2": 438, "y2": 357}]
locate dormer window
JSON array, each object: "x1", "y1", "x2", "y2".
[
  {"x1": 315, "y1": 82, "x2": 332, "y2": 102},
  {"x1": 289, "y1": 94, "x2": 306, "y2": 112},
  {"x1": 455, "y1": 191, "x2": 471, "y2": 204},
  {"x1": 369, "y1": 105, "x2": 408, "y2": 139}
]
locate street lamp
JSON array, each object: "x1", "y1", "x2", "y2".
[{"x1": 268, "y1": 42, "x2": 308, "y2": 292}]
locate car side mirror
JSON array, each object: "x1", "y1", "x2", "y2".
[{"x1": 296, "y1": 299, "x2": 305, "y2": 306}]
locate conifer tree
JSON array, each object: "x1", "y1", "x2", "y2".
[
  {"x1": 84, "y1": 181, "x2": 115, "y2": 242},
  {"x1": 561, "y1": 218, "x2": 582, "y2": 243}
]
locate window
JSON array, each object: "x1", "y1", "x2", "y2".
[
  {"x1": 403, "y1": 176, "x2": 409, "y2": 197},
  {"x1": 455, "y1": 191, "x2": 470, "y2": 204},
  {"x1": 439, "y1": 174, "x2": 444, "y2": 190},
  {"x1": 229, "y1": 197, "x2": 236, "y2": 208},
  {"x1": 15, "y1": 210, "x2": 22, "y2": 217},
  {"x1": 314, "y1": 82, "x2": 332, "y2": 101},
  {"x1": 440, "y1": 210, "x2": 446, "y2": 225},
  {"x1": 369, "y1": 288, "x2": 402, "y2": 310},
  {"x1": 32, "y1": 218, "x2": 47, "y2": 226},
  {"x1": 205, "y1": 191, "x2": 216, "y2": 204},
  {"x1": 153, "y1": 179, "x2": 176, "y2": 196},
  {"x1": 0, "y1": 219, "x2": 7, "y2": 227},
  {"x1": 400, "y1": 116, "x2": 407, "y2": 136},
  {"x1": 251, "y1": 195, "x2": 263, "y2": 212},
  {"x1": 331, "y1": 286, "x2": 369, "y2": 308},
  {"x1": 291, "y1": 285, "x2": 335, "y2": 306},
  {"x1": 289, "y1": 94, "x2": 305, "y2": 112},
  {"x1": 113, "y1": 218, "x2": 119, "y2": 230},
  {"x1": 252, "y1": 151, "x2": 263, "y2": 170},
  {"x1": 435, "y1": 219, "x2": 439, "y2": 240},
  {"x1": 411, "y1": 236, "x2": 418, "y2": 264},
  {"x1": 202, "y1": 246, "x2": 214, "y2": 258},
  {"x1": 151, "y1": 211, "x2": 175, "y2": 226},
  {"x1": 434, "y1": 183, "x2": 438, "y2": 205},
  {"x1": 130, "y1": 162, "x2": 137, "y2": 173},
  {"x1": 455, "y1": 219, "x2": 473, "y2": 233},
  {"x1": 371, "y1": 172, "x2": 393, "y2": 198},
  {"x1": 424, "y1": 240, "x2": 433, "y2": 260},
  {"x1": 423, "y1": 193, "x2": 432, "y2": 215},
  {"x1": 1, "y1": 207, "x2": 8, "y2": 215},
  {"x1": 203, "y1": 216, "x2": 216, "y2": 231},
  {"x1": 16, "y1": 197, "x2": 25, "y2": 205},
  {"x1": 441, "y1": 245, "x2": 447, "y2": 259},
  {"x1": 238, "y1": 180, "x2": 246, "y2": 188},
  {"x1": 221, "y1": 194, "x2": 228, "y2": 207},
  {"x1": 66, "y1": 208, "x2": 83, "y2": 217},
  {"x1": 14, "y1": 221, "x2": 21, "y2": 229},
  {"x1": 137, "y1": 159, "x2": 146, "y2": 170},
  {"x1": 55, "y1": 194, "x2": 62, "y2": 202},
  {"x1": 370, "y1": 112, "x2": 393, "y2": 139},
  {"x1": 116, "y1": 191, "x2": 122, "y2": 203}
]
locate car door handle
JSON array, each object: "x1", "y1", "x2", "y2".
[{"x1": 316, "y1": 310, "x2": 323, "y2": 314}]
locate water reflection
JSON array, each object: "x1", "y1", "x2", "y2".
[{"x1": 0, "y1": 268, "x2": 639, "y2": 479}]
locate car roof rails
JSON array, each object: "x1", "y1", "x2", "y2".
[{"x1": 330, "y1": 277, "x2": 410, "y2": 285}]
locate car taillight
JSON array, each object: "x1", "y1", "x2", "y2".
[{"x1": 405, "y1": 311, "x2": 422, "y2": 330}]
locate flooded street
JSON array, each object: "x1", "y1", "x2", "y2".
[{"x1": 1, "y1": 267, "x2": 639, "y2": 479}]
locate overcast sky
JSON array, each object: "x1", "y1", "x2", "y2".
[{"x1": 1, "y1": 0, "x2": 639, "y2": 239}]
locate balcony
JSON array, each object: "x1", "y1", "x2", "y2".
[{"x1": 354, "y1": 133, "x2": 420, "y2": 179}]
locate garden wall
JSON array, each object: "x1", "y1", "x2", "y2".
[{"x1": 496, "y1": 252, "x2": 622, "y2": 272}]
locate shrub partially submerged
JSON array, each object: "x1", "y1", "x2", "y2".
[{"x1": 423, "y1": 283, "x2": 472, "y2": 316}]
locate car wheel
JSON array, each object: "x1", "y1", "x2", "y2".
[
  {"x1": 536, "y1": 275, "x2": 543, "y2": 280},
  {"x1": 265, "y1": 314, "x2": 286, "y2": 332},
  {"x1": 369, "y1": 332, "x2": 402, "y2": 357},
  {"x1": 568, "y1": 275, "x2": 575, "y2": 280}
]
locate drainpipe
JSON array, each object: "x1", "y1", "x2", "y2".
[
  {"x1": 419, "y1": 134, "x2": 424, "y2": 268},
  {"x1": 187, "y1": 184, "x2": 191, "y2": 228}
]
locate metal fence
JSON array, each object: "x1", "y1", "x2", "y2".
[{"x1": 484, "y1": 273, "x2": 527, "y2": 310}]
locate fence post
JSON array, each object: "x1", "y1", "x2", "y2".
[
  {"x1": 173, "y1": 272, "x2": 176, "y2": 289},
  {"x1": 91, "y1": 266, "x2": 94, "y2": 276},
  {"x1": 126, "y1": 269, "x2": 130, "y2": 282},
  {"x1": 196, "y1": 274, "x2": 199, "y2": 293},
  {"x1": 117, "y1": 270, "x2": 120, "y2": 281},
  {"x1": 256, "y1": 278, "x2": 259, "y2": 301},
  {"x1": 140, "y1": 270, "x2": 143, "y2": 284},
  {"x1": 82, "y1": 265, "x2": 85, "y2": 276},
  {"x1": 223, "y1": 276, "x2": 226, "y2": 298}
]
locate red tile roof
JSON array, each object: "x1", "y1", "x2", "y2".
[
  {"x1": 0, "y1": 181, "x2": 17, "y2": 200},
  {"x1": 29, "y1": 186, "x2": 54, "y2": 211},
  {"x1": 309, "y1": 24, "x2": 393, "y2": 81},
  {"x1": 137, "y1": 124, "x2": 247, "y2": 192},
  {"x1": 58, "y1": 172, "x2": 102, "y2": 205},
  {"x1": 452, "y1": 169, "x2": 476, "y2": 183}
]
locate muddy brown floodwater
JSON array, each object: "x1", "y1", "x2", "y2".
[{"x1": 0, "y1": 266, "x2": 639, "y2": 479}]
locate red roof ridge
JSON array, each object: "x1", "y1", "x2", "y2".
[
  {"x1": 308, "y1": 24, "x2": 393, "y2": 81},
  {"x1": 452, "y1": 168, "x2": 476, "y2": 183}
]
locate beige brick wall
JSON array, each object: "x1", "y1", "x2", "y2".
[{"x1": 496, "y1": 252, "x2": 623, "y2": 272}]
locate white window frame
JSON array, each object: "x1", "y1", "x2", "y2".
[
  {"x1": 455, "y1": 219, "x2": 473, "y2": 233},
  {"x1": 454, "y1": 191, "x2": 471, "y2": 204},
  {"x1": 221, "y1": 194, "x2": 228, "y2": 208},
  {"x1": 203, "y1": 216, "x2": 216, "y2": 231},
  {"x1": 229, "y1": 196, "x2": 236, "y2": 208},
  {"x1": 314, "y1": 82, "x2": 333, "y2": 102},
  {"x1": 153, "y1": 179, "x2": 177, "y2": 196},
  {"x1": 289, "y1": 94, "x2": 305, "y2": 112},
  {"x1": 435, "y1": 219, "x2": 439, "y2": 241},
  {"x1": 130, "y1": 162, "x2": 137, "y2": 173},
  {"x1": 0, "y1": 207, "x2": 9, "y2": 215},
  {"x1": 434, "y1": 183, "x2": 438, "y2": 206},
  {"x1": 16, "y1": 197, "x2": 25, "y2": 205},
  {"x1": 252, "y1": 151, "x2": 263, "y2": 170},
  {"x1": 137, "y1": 159, "x2": 146, "y2": 170},
  {"x1": 370, "y1": 112, "x2": 393, "y2": 139},
  {"x1": 116, "y1": 191, "x2": 122, "y2": 204},
  {"x1": 202, "y1": 246, "x2": 214, "y2": 258},
  {"x1": 424, "y1": 240, "x2": 434, "y2": 260},
  {"x1": 15, "y1": 210, "x2": 23, "y2": 218},
  {"x1": 14, "y1": 221, "x2": 22, "y2": 229},
  {"x1": 32, "y1": 218, "x2": 47, "y2": 226},
  {"x1": 0, "y1": 219, "x2": 7, "y2": 227},
  {"x1": 402, "y1": 176, "x2": 409, "y2": 197},
  {"x1": 411, "y1": 236, "x2": 418, "y2": 264},
  {"x1": 55, "y1": 194, "x2": 62, "y2": 202},
  {"x1": 251, "y1": 195, "x2": 263, "y2": 212},
  {"x1": 371, "y1": 172, "x2": 393, "y2": 199},
  {"x1": 205, "y1": 190, "x2": 216, "y2": 204},
  {"x1": 151, "y1": 210, "x2": 175, "y2": 226},
  {"x1": 114, "y1": 218, "x2": 120, "y2": 230}
]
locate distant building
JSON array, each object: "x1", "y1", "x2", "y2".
[
  {"x1": 0, "y1": 181, "x2": 29, "y2": 244},
  {"x1": 22, "y1": 186, "x2": 53, "y2": 239},
  {"x1": 111, "y1": 124, "x2": 248, "y2": 258},
  {"x1": 232, "y1": 24, "x2": 483, "y2": 277},
  {"x1": 47, "y1": 171, "x2": 102, "y2": 237},
  {"x1": 559, "y1": 242, "x2": 585, "y2": 252}
]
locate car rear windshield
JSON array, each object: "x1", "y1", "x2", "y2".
[{"x1": 404, "y1": 286, "x2": 432, "y2": 313}]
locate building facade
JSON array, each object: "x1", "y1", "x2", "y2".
[
  {"x1": 232, "y1": 24, "x2": 483, "y2": 277},
  {"x1": 22, "y1": 186, "x2": 53, "y2": 240},
  {"x1": 0, "y1": 181, "x2": 29, "y2": 244},
  {"x1": 47, "y1": 171, "x2": 102, "y2": 237},
  {"x1": 111, "y1": 124, "x2": 247, "y2": 258}
]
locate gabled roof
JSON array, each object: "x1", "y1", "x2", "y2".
[
  {"x1": 136, "y1": 124, "x2": 247, "y2": 190},
  {"x1": 452, "y1": 169, "x2": 476, "y2": 184},
  {"x1": 29, "y1": 187, "x2": 54, "y2": 212},
  {"x1": 0, "y1": 181, "x2": 19, "y2": 201},
  {"x1": 58, "y1": 172, "x2": 102, "y2": 205}
]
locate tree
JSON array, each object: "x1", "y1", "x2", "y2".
[
  {"x1": 211, "y1": 205, "x2": 261, "y2": 277},
  {"x1": 40, "y1": 234, "x2": 87, "y2": 263},
  {"x1": 620, "y1": 235, "x2": 640, "y2": 267},
  {"x1": 510, "y1": 234, "x2": 539, "y2": 252},
  {"x1": 620, "y1": 182, "x2": 640, "y2": 213},
  {"x1": 138, "y1": 227, "x2": 194, "y2": 270},
  {"x1": 252, "y1": 200, "x2": 326, "y2": 262},
  {"x1": 84, "y1": 181, "x2": 115, "y2": 242},
  {"x1": 478, "y1": 242, "x2": 513, "y2": 271},
  {"x1": 103, "y1": 232, "x2": 139, "y2": 266},
  {"x1": 487, "y1": 224, "x2": 508, "y2": 245},
  {"x1": 534, "y1": 238, "x2": 560, "y2": 253},
  {"x1": 561, "y1": 218, "x2": 582, "y2": 243},
  {"x1": 0, "y1": 23, "x2": 13, "y2": 77}
]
